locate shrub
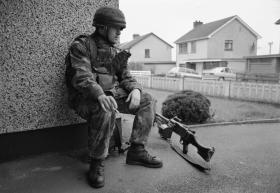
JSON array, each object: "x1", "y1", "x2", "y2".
[{"x1": 161, "y1": 90, "x2": 213, "y2": 124}]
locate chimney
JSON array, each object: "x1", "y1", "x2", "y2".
[
  {"x1": 193, "y1": 20, "x2": 203, "y2": 28},
  {"x1": 133, "y1": 34, "x2": 140, "y2": 39}
]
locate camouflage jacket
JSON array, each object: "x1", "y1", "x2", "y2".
[{"x1": 65, "y1": 33, "x2": 142, "y2": 108}]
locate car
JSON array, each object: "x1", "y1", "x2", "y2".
[
  {"x1": 202, "y1": 67, "x2": 236, "y2": 80},
  {"x1": 166, "y1": 67, "x2": 202, "y2": 79}
]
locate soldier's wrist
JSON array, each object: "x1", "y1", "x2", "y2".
[{"x1": 97, "y1": 94, "x2": 106, "y2": 100}]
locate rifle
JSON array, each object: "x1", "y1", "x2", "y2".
[{"x1": 155, "y1": 113, "x2": 215, "y2": 169}]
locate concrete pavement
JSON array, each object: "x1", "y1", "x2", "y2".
[{"x1": 0, "y1": 120, "x2": 280, "y2": 193}]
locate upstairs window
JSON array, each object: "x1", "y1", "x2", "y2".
[
  {"x1": 179, "y1": 43, "x2": 188, "y2": 54},
  {"x1": 225, "y1": 40, "x2": 233, "y2": 51},
  {"x1": 191, "y1": 41, "x2": 196, "y2": 53},
  {"x1": 145, "y1": 49, "x2": 150, "y2": 58},
  {"x1": 250, "y1": 42, "x2": 256, "y2": 53}
]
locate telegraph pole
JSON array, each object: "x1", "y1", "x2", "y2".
[
  {"x1": 268, "y1": 42, "x2": 273, "y2": 54},
  {"x1": 275, "y1": 19, "x2": 280, "y2": 54}
]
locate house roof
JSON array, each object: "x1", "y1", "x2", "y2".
[
  {"x1": 175, "y1": 15, "x2": 261, "y2": 44},
  {"x1": 182, "y1": 58, "x2": 246, "y2": 63},
  {"x1": 244, "y1": 54, "x2": 280, "y2": 59},
  {"x1": 120, "y1": 32, "x2": 173, "y2": 50},
  {"x1": 144, "y1": 61, "x2": 176, "y2": 65}
]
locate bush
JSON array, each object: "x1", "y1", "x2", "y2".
[{"x1": 161, "y1": 90, "x2": 213, "y2": 124}]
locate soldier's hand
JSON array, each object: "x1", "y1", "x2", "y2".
[
  {"x1": 126, "y1": 89, "x2": 141, "y2": 110},
  {"x1": 98, "y1": 94, "x2": 118, "y2": 112}
]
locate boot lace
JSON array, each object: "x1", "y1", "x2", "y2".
[
  {"x1": 143, "y1": 149, "x2": 156, "y2": 161},
  {"x1": 97, "y1": 162, "x2": 104, "y2": 175}
]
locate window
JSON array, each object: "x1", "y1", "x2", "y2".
[
  {"x1": 179, "y1": 63, "x2": 187, "y2": 68},
  {"x1": 225, "y1": 40, "x2": 233, "y2": 51},
  {"x1": 145, "y1": 49, "x2": 150, "y2": 58},
  {"x1": 186, "y1": 62, "x2": 196, "y2": 70},
  {"x1": 179, "y1": 43, "x2": 188, "y2": 54},
  {"x1": 191, "y1": 41, "x2": 196, "y2": 53},
  {"x1": 203, "y1": 61, "x2": 228, "y2": 70},
  {"x1": 250, "y1": 42, "x2": 256, "y2": 53}
]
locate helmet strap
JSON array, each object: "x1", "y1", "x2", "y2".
[
  {"x1": 105, "y1": 26, "x2": 115, "y2": 45},
  {"x1": 104, "y1": 26, "x2": 110, "y2": 43}
]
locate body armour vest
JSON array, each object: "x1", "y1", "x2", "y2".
[
  {"x1": 92, "y1": 36, "x2": 120, "y2": 92},
  {"x1": 65, "y1": 33, "x2": 133, "y2": 108}
]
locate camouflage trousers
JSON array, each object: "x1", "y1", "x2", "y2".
[{"x1": 73, "y1": 88, "x2": 156, "y2": 160}]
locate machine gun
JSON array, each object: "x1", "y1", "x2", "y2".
[{"x1": 155, "y1": 113, "x2": 215, "y2": 170}]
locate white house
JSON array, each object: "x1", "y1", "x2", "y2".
[
  {"x1": 120, "y1": 33, "x2": 175, "y2": 74},
  {"x1": 175, "y1": 15, "x2": 261, "y2": 74}
]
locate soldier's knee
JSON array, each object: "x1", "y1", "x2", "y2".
[
  {"x1": 97, "y1": 110, "x2": 114, "y2": 120},
  {"x1": 86, "y1": 106, "x2": 116, "y2": 121},
  {"x1": 142, "y1": 92, "x2": 154, "y2": 101},
  {"x1": 142, "y1": 92, "x2": 155, "y2": 103}
]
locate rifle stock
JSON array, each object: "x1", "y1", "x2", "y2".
[{"x1": 155, "y1": 113, "x2": 215, "y2": 162}]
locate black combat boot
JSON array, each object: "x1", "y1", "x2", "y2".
[
  {"x1": 87, "y1": 159, "x2": 105, "y2": 188},
  {"x1": 126, "y1": 144, "x2": 163, "y2": 168}
]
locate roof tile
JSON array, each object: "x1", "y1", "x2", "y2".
[
  {"x1": 175, "y1": 15, "x2": 236, "y2": 43},
  {"x1": 120, "y1": 32, "x2": 173, "y2": 49}
]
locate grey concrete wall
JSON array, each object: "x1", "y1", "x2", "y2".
[{"x1": 0, "y1": 0, "x2": 119, "y2": 134}]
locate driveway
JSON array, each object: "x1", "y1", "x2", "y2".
[{"x1": 0, "y1": 121, "x2": 279, "y2": 193}]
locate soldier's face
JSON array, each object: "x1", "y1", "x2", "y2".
[{"x1": 107, "y1": 26, "x2": 121, "y2": 44}]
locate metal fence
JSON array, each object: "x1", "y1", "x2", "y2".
[{"x1": 134, "y1": 76, "x2": 280, "y2": 104}]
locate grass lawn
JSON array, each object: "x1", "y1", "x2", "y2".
[{"x1": 145, "y1": 88, "x2": 280, "y2": 123}]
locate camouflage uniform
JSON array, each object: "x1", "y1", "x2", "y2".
[{"x1": 66, "y1": 33, "x2": 156, "y2": 160}]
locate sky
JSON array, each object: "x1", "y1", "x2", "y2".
[{"x1": 119, "y1": 0, "x2": 280, "y2": 60}]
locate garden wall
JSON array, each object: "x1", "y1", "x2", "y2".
[{"x1": 135, "y1": 76, "x2": 280, "y2": 104}]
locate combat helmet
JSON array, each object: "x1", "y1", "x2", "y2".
[{"x1": 93, "y1": 7, "x2": 126, "y2": 29}]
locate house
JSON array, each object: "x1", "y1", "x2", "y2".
[
  {"x1": 120, "y1": 33, "x2": 175, "y2": 74},
  {"x1": 174, "y1": 15, "x2": 261, "y2": 74}
]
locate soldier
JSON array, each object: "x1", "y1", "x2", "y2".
[{"x1": 65, "y1": 6, "x2": 163, "y2": 188}]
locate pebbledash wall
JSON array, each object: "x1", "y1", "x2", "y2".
[
  {"x1": 135, "y1": 76, "x2": 280, "y2": 104},
  {"x1": 0, "y1": 0, "x2": 118, "y2": 134}
]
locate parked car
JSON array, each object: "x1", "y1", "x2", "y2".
[
  {"x1": 166, "y1": 67, "x2": 202, "y2": 79},
  {"x1": 202, "y1": 67, "x2": 236, "y2": 80}
]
